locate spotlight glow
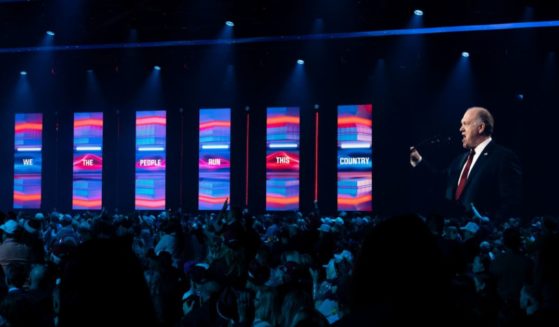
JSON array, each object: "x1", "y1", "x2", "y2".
[
  {"x1": 414, "y1": 9, "x2": 424, "y2": 16},
  {"x1": 46, "y1": 30, "x2": 55, "y2": 36},
  {"x1": 461, "y1": 51, "x2": 470, "y2": 58},
  {"x1": 297, "y1": 59, "x2": 305, "y2": 65},
  {"x1": 20, "y1": 71, "x2": 27, "y2": 76},
  {"x1": 153, "y1": 65, "x2": 161, "y2": 71},
  {"x1": 225, "y1": 21, "x2": 235, "y2": 27}
]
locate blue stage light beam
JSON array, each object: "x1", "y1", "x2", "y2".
[
  {"x1": 12, "y1": 69, "x2": 35, "y2": 112},
  {"x1": 434, "y1": 49, "x2": 475, "y2": 125},
  {"x1": 135, "y1": 64, "x2": 163, "y2": 107},
  {"x1": 220, "y1": 64, "x2": 237, "y2": 102},
  {"x1": 1, "y1": 20, "x2": 559, "y2": 53},
  {"x1": 218, "y1": 19, "x2": 235, "y2": 40},
  {"x1": 85, "y1": 68, "x2": 105, "y2": 107},
  {"x1": 312, "y1": 18, "x2": 324, "y2": 34},
  {"x1": 275, "y1": 58, "x2": 310, "y2": 104}
]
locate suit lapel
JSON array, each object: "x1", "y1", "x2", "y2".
[{"x1": 463, "y1": 141, "x2": 494, "y2": 190}]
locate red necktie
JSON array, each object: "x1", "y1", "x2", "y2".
[{"x1": 455, "y1": 150, "x2": 475, "y2": 200}]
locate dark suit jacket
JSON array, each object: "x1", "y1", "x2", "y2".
[{"x1": 445, "y1": 141, "x2": 522, "y2": 220}]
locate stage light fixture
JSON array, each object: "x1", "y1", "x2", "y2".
[
  {"x1": 414, "y1": 9, "x2": 423, "y2": 16},
  {"x1": 297, "y1": 59, "x2": 305, "y2": 65},
  {"x1": 46, "y1": 30, "x2": 55, "y2": 36},
  {"x1": 20, "y1": 70, "x2": 27, "y2": 76},
  {"x1": 461, "y1": 51, "x2": 470, "y2": 58},
  {"x1": 225, "y1": 21, "x2": 234, "y2": 27},
  {"x1": 153, "y1": 65, "x2": 161, "y2": 71}
]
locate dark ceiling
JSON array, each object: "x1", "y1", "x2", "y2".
[{"x1": 1, "y1": 0, "x2": 558, "y2": 48}]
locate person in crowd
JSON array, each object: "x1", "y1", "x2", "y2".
[
  {"x1": 0, "y1": 263, "x2": 42, "y2": 327},
  {"x1": 0, "y1": 203, "x2": 553, "y2": 326},
  {"x1": 490, "y1": 227, "x2": 534, "y2": 326},
  {"x1": 57, "y1": 238, "x2": 157, "y2": 327},
  {"x1": 0, "y1": 220, "x2": 32, "y2": 272},
  {"x1": 340, "y1": 214, "x2": 456, "y2": 326}
]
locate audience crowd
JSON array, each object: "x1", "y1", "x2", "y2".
[{"x1": 0, "y1": 200, "x2": 557, "y2": 326}]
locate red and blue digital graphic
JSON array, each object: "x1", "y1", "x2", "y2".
[
  {"x1": 135, "y1": 110, "x2": 166, "y2": 210},
  {"x1": 199, "y1": 108, "x2": 231, "y2": 210},
  {"x1": 73, "y1": 112, "x2": 103, "y2": 210},
  {"x1": 13, "y1": 113, "x2": 43, "y2": 209},
  {"x1": 266, "y1": 107, "x2": 300, "y2": 211},
  {"x1": 337, "y1": 104, "x2": 373, "y2": 211}
]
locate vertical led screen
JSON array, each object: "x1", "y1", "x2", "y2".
[
  {"x1": 135, "y1": 110, "x2": 166, "y2": 210},
  {"x1": 199, "y1": 108, "x2": 231, "y2": 210},
  {"x1": 73, "y1": 112, "x2": 103, "y2": 210},
  {"x1": 13, "y1": 113, "x2": 43, "y2": 209},
  {"x1": 266, "y1": 107, "x2": 300, "y2": 211},
  {"x1": 337, "y1": 104, "x2": 373, "y2": 211}
]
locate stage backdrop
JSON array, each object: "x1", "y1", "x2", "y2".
[
  {"x1": 135, "y1": 110, "x2": 166, "y2": 210},
  {"x1": 266, "y1": 107, "x2": 300, "y2": 211},
  {"x1": 72, "y1": 112, "x2": 103, "y2": 210},
  {"x1": 13, "y1": 113, "x2": 43, "y2": 209},
  {"x1": 337, "y1": 104, "x2": 373, "y2": 211},
  {"x1": 198, "y1": 108, "x2": 231, "y2": 210}
]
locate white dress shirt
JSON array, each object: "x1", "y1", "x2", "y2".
[{"x1": 457, "y1": 137, "x2": 492, "y2": 186}]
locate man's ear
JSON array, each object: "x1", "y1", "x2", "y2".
[{"x1": 478, "y1": 122, "x2": 486, "y2": 135}]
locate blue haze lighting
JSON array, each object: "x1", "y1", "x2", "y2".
[
  {"x1": 522, "y1": 6, "x2": 535, "y2": 21},
  {"x1": 434, "y1": 46, "x2": 474, "y2": 122},
  {"x1": 297, "y1": 59, "x2": 305, "y2": 65},
  {"x1": 46, "y1": 30, "x2": 55, "y2": 36},
  {"x1": 414, "y1": 10, "x2": 423, "y2": 16},
  {"x1": 136, "y1": 66, "x2": 163, "y2": 106},
  {"x1": 2, "y1": 20, "x2": 559, "y2": 53},
  {"x1": 20, "y1": 71, "x2": 27, "y2": 76},
  {"x1": 225, "y1": 21, "x2": 234, "y2": 27},
  {"x1": 313, "y1": 18, "x2": 324, "y2": 34},
  {"x1": 462, "y1": 51, "x2": 470, "y2": 58}
]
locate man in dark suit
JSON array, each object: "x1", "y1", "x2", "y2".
[{"x1": 410, "y1": 107, "x2": 522, "y2": 221}]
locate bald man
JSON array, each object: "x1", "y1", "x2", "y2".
[{"x1": 410, "y1": 107, "x2": 522, "y2": 221}]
